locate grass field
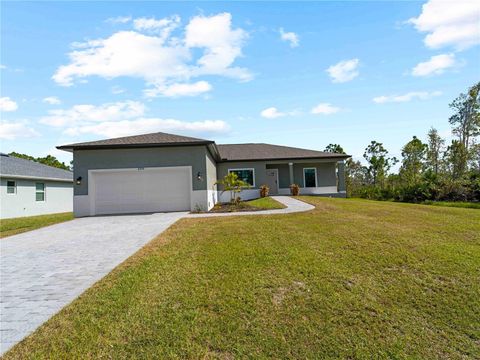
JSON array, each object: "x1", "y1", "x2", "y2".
[
  {"x1": 209, "y1": 196, "x2": 286, "y2": 212},
  {"x1": 5, "y1": 197, "x2": 480, "y2": 359},
  {"x1": 0, "y1": 212, "x2": 74, "y2": 239},
  {"x1": 422, "y1": 200, "x2": 480, "y2": 209}
]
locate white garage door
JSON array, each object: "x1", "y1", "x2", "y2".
[{"x1": 91, "y1": 167, "x2": 191, "y2": 215}]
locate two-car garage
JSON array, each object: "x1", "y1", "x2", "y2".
[{"x1": 90, "y1": 167, "x2": 192, "y2": 215}]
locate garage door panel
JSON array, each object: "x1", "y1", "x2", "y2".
[{"x1": 92, "y1": 167, "x2": 191, "y2": 215}]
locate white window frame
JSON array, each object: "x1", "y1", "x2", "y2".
[
  {"x1": 35, "y1": 182, "x2": 46, "y2": 202},
  {"x1": 303, "y1": 167, "x2": 317, "y2": 188},
  {"x1": 6, "y1": 180, "x2": 16, "y2": 195},
  {"x1": 228, "y1": 168, "x2": 255, "y2": 187}
]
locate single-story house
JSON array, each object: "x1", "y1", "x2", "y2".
[
  {"x1": 57, "y1": 132, "x2": 350, "y2": 217},
  {"x1": 0, "y1": 153, "x2": 73, "y2": 219}
]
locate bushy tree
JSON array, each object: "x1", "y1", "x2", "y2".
[
  {"x1": 449, "y1": 81, "x2": 480, "y2": 152},
  {"x1": 9, "y1": 152, "x2": 71, "y2": 171},
  {"x1": 426, "y1": 127, "x2": 445, "y2": 175},
  {"x1": 363, "y1": 141, "x2": 397, "y2": 187},
  {"x1": 400, "y1": 136, "x2": 427, "y2": 185},
  {"x1": 324, "y1": 144, "x2": 345, "y2": 154}
]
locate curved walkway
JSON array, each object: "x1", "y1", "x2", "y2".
[{"x1": 185, "y1": 196, "x2": 314, "y2": 218}]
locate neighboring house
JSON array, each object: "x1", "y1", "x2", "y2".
[
  {"x1": 57, "y1": 132, "x2": 350, "y2": 217},
  {"x1": 0, "y1": 154, "x2": 73, "y2": 219}
]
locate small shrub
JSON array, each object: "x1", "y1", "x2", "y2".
[
  {"x1": 260, "y1": 185, "x2": 269, "y2": 198},
  {"x1": 290, "y1": 184, "x2": 300, "y2": 196}
]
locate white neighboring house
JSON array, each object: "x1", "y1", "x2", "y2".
[{"x1": 0, "y1": 153, "x2": 73, "y2": 219}]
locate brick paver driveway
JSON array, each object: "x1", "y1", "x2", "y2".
[{"x1": 0, "y1": 212, "x2": 187, "y2": 354}]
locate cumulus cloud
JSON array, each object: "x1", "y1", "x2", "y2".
[
  {"x1": 40, "y1": 101, "x2": 146, "y2": 127},
  {"x1": 326, "y1": 59, "x2": 359, "y2": 83},
  {"x1": 64, "y1": 118, "x2": 229, "y2": 138},
  {"x1": 53, "y1": 13, "x2": 251, "y2": 97},
  {"x1": 39, "y1": 100, "x2": 229, "y2": 138},
  {"x1": 42, "y1": 96, "x2": 61, "y2": 105},
  {"x1": 260, "y1": 107, "x2": 286, "y2": 119},
  {"x1": 311, "y1": 103, "x2": 340, "y2": 115},
  {"x1": 373, "y1": 91, "x2": 442, "y2": 103},
  {"x1": 144, "y1": 80, "x2": 212, "y2": 98},
  {"x1": 0, "y1": 121, "x2": 39, "y2": 140},
  {"x1": 408, "y1": 0, "x2": 480, "y2": 50},
  {"x1": 411, "y1": 53, "x2": 456, "y2": 76},
  {"x1": 0, "y1": 97, "x2": 18, "y2": 112},
  {"x1": 279, "y1": 28, "x2": 299, "y2": 47}
]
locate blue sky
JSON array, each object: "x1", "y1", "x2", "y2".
[{"x1": 1, "y1": 1, "x2": 479, "y2": 165}]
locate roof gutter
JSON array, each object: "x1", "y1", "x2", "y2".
[
  {"x1": 56, "y1": 141, "x2": 215, "y2": 152},
  {"x1": 0, "y1": 174, "x2": 73, "y2": 182}
]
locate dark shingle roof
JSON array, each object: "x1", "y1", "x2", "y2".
[
  {"x1": 217, "y1": 143, "x2": 350, "y2": 161},
  {"x1": 0, "y1": 154, "x2": 73, "y2": 181},
  {"x1": 57, "y1": 132, "x2": 213, "y2": 151}
]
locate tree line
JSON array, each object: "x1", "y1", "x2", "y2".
[
  {"x1": 8, "y1": 152, "x2": 71, "y2": 171},
  {"x1": 326, "y1": 81, "x2": 480, "y2": 203}
]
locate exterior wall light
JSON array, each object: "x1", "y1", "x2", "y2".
[
  {"x1": 76, "y1": 176, "x2": 82, "y2": 185},
  {"x1": 197, "y1": 172, "x2": 203, "y2": 181}
]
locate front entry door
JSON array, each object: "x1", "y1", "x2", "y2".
[{"x1": 265, "y1": 169, "x2": 279, "y2": 194}]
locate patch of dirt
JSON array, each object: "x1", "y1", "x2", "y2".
[{"x1": 272, "y1": 281, "x2": 308, "y2": 306}]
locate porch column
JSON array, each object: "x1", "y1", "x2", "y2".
[
  {"x1": 288, "y1": 162, "x2": 294, "y2": 185},
  {"x1": 337, "y1": 161, "x2": 346, "y2": 193}
]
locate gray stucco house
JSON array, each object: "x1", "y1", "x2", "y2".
[
  {"x1": 57, "y1": 132, "x2": 350, "y2": 217},
  {"x1": 0, "y1": 154, "x2": 73, "y2": 219}
]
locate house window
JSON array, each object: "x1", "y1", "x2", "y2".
[
  {"x1": 228, "y1": 168, "x2": 255, "y2": 187},
  {"x1": 35, "y1": 182, "x2": 45, "y2": 201},
  {"x1": 303, "y1": 168, "x2": 317, "y2": 188},
  {"x1": 7, "y1": 180, "x2": 16, "y2": 194}
]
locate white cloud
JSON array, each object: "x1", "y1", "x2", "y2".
[
  {"x1": 411, "y1": 53, "x2": 456, "y2": 76},
  {"x1": 311, "y1": 103, "x2": 340, "y2": 115},
  {"x1": 53, "y1": 13, "x2": 251, "y2": 97},
  {"x1": 39, "y1": 100, "x2": 229, "y2": 138},
  {"x1": 144, "y1": 80, "x2": 212, "y2": 98},
  {"x1": 260, "y1": 107, "x2": 286, "y2": 119},
  {"x1": 64, "y1": 118, "x2": 229, "y2": 138},
  {"x1": 40, "y1": 101, "x2": 146, "y2": 127},
  {"x1": 373, "y1": 91, "x2": 442, "y2": 103},
  {"x1": 106, "y1": 16, "x2": 131, "y2": 24},
  {"x1": 42, "y1": 96, "x2": 61, "y2": 105},
  {"x1": 0, "y1": 97, "x2": 18, "y2": 112},
  {"x1": 0, "y1": 64, "x2": 6, "y2": 70},
  {"x1": 408, "y1": 0, "x2": 480, "y2": 50},
  {"x1": 0, "y1": 121, "x2": 39, "y2": 140},
  {"x1": 326, "y1": 58, "x2": 359, "y2": 83},
  {"x1": 279, "y1": 28, "x2": 299, "y2": 48}
]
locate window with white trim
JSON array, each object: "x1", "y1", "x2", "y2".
[
  {"x1": 35, "y1": 182, "x2": 45, "y2": 201},
  {"x1": 303, "y1": 168, "x2": 317, "y2": 188},
  {"x1": 7, "y1": 180, "x2": 16, "y2": 194},
  {"x1": 228, "y1": 168, "x2": 255, "y2": 187}
]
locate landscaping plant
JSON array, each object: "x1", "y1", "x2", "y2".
[
  {"x1": 290, "y1": 183, "x2": 299, "y2": 196},
  {"x1": 260, "y1": 184, "x2": 269, "y2": 198},
  {"x1": 216, "y1": 172, "x2": 251, "y2": 203}
]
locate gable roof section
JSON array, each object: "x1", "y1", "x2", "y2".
[
  {"x1": 217, "y1": 143, "x2": 350, "y2": 161},
  {"x1": 0, "y1": 154, "x2": 73, "y2": 182},
  {"x1": 57, "y1": 132, "x2": 214, "y2": 151}
]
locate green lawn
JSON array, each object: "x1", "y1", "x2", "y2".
[
  {"x1": 246, "y1": 196, "x2": 286, "y2": 210},
  {"x1": 0, "y1": 212, "x2": 74, "y2": 239},
  {"x1": 422, "y1": 200, "x2": 480, "y2": 209},
  {"x1": 5, "y1": 197, "x2": 480, "y2": 359}
]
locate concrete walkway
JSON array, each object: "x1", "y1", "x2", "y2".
[
  {"x1": 0, "y1": 212, "x2": 186, "y2": 355},
  {"x1": 185, "y1": 196, "x2": 314, "y2": 218}
]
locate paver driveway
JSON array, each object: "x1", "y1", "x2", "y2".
[{"x1": 0, "y1": 212, "x2": 187, "y2": 355}]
